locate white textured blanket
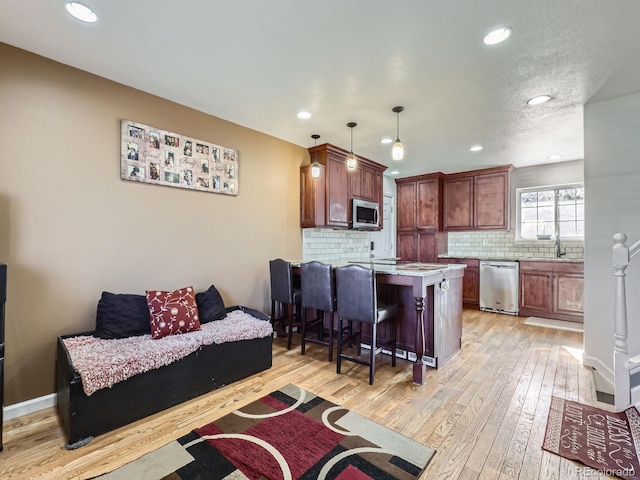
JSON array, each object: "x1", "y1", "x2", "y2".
[{"x1": 63, "y1": 310, "x2": 273, "y2": 396}]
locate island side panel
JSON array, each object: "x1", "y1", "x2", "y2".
[{"x1": 435, "y1": 269, "x2": 464, "y2": 365}]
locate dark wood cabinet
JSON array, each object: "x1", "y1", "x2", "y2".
[
  {"x1": 350, "y1": 164, "x2": 378, "y2": 202},
  {"x1": 326, "y1": 153, "x2": 349, "y2": 228},
  {"x1": 397, "y1": 231, "x2": 418, "y2": 261},
  {"x1": 554, "y1": 272, "x2": 584, "y2": 318},
  {"x1": 362, "y1": 167, "x2": 376, "y2": 201},
  {"x1": 300, "y1": 164, "x2": 325, "y2": 228},
  {"x1": 397, "y1": 182, "x2": 418, "y2": 232},
  {"x1": 396, "y1": 230, "x2": 448, "y2": 263},
  {"x1": 474, "y1": 171, "x2": 510, "y2": 229},
  {"x1": 443, "y1": 165, "x2": 513, "y2": 231},
  {"x1": 349, "y1": 164, "x2": 363, "y2": 200},
  {"x1": 520, "y1": 269, "x2": 553, "y2": 314},
  {"x1": 519, "y1": 261, "x2": 584, "y2": 322},
  {"x1": 442, "y1": 176, "x2": 473, "y2": 230},
  {"x1": 301, "y1": 144, "x2": 386, "y2": 229},
  {"x1": 397, "y1": 173, "x2": 443, "y2": 231},
  {"x1": 396, "y1": 173, "x2": 446, "y2": 262},
  {"x1": 438, "y1": 257, "x2": 479, "y2": 309},
  {"x1": 397, "y1": 230, "x2": 447, "y2": 263}
]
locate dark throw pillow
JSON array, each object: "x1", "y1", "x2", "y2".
[
  {"x1": 94, "y1": 292, "x2": 152, "y2": 339},
  {"x1": 195, "y1": 284, "x2": 227, "y2": 323}
]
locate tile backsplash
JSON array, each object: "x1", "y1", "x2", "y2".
[
  {"x1": 302, "y1": 229, "x2": 371, "y2": 262},
  {"x1": 446, "y1": 231, "x2": 584, "y2": 260},
  {"x1": 302, "y1": 228, "x2": 584, "y2": 262}
]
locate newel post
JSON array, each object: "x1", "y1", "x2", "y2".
[
  {"x1": 613, "y1": 233, "x2": 630, "y2": 356},
  {"x1": 613, "y1": 233, "x2": 631, "y2": 410}
]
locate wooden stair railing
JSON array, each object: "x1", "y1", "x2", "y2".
[{"x1": 613, "y1": 232, "x2": 640, "y2": 411}]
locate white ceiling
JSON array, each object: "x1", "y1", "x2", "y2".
[{"x1": 2, "y1": 0, "x2": 639, "y2": 177}]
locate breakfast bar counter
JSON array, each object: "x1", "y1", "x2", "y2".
[{"x1": 292, "y1": 261, "x2": 466, "y2": 385}]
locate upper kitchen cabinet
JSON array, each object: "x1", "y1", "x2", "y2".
[
  {"x1": 443, "y1": 165, "x2": 514, "y2": 231},
  {"x1": 300, "y1": 164, "x2": 326, "y2": 228},
  {"x1": 301, "y1": 143, "x2": 386, "y2": 229},
  {"x1": 396, "y1": 173, "x2": 444, "y2": 231},
  {"x1": 349, "y1": 159, "x2": 384, "y2": 203}
]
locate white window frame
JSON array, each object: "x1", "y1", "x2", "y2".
[{"x1": 515, "y1": 183, "x2": 584, "y2": 242}]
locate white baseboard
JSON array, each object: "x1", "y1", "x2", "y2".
[
  {"x1": 3, "y1": 393, "x2": 57, "y2": 421},
  {"x1": 583, "y1": 354, "x2": 614, "y2": 392}
]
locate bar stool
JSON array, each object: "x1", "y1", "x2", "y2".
[
  {"x1": 269, "y1": 258, "x2": 302, "y2": 350},
  {"x1": 335, "y1": 264, "x2": 398, "y2": 385},
  {"x1": 300, "y1": 261, "x2": 338, "y2": 361}
]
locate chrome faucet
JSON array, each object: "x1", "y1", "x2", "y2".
[{"x1": 555, "y1": 235, "x2": 566, "y2": 258}]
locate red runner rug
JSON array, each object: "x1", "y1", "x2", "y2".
[
  {"x1": 543, "y1": 396, "x2": 640, "y2": 479},
  {"x1": 96, "y1": 384, "x2": 435, "y2": 479}
]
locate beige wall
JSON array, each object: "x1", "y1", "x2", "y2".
[{"x1": 0, "y1": 43, "x2": 306, "y2": 405}]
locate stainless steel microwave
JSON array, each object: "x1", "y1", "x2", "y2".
[{"x1": 351, "y1": 198, "x2": 379, "y2": 230}]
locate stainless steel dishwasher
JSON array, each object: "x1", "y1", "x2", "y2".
[{"x1": 479, "y1": 260, "x2": 519, "y2": 315}]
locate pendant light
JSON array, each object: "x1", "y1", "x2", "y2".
[
  {"x1": 392, "y1": 106, "x2": 404, "y2": 161},
  {"x1": 346, "y1": 122, "x2": 357, "y2": 171},
  {"x1": 310, "y1": 134, "x2": 321, "y2": 178}
]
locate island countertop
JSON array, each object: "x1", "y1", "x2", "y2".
[{"x1": 290, "y1": 260, "x2": 467, "y2": 277}]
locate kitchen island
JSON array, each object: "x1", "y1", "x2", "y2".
[{"x1": 292, "y1": 261, "x2": 466, "y2": 385}]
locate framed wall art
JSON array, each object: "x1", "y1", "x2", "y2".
[{"x1": 120, "y1": 119, "x2": 238, "y2": 196}]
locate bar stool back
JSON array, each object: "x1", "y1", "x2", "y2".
[
  {"x1": 335, "y1": 264, "x2": 398, "y2": 385},
  {"x1": 300, "y1": 261, "x2": 336, "y2": 361},
  {"x1": 269, "y1": 258, "x2": 301, "y2": 350}
]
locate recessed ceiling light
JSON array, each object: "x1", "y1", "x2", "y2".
[
  {"x1": 389, "y1": 170, "x2": 400, "y2": 175},
  {"x1": 65, "y1": 2, "x2": 97, "y2": 23},
  {"x1": 483, "y1": 27, "x2": 512, "y2": 45},
  {"x1": 527, "y1": 95, "x2": 553, "y2": 106},
  {"x1": 470, "y1": 145, "x2": 483, "y2": 152},
  {"x1": 548, "y1": 155, "x2": 563, "y2": 160},
  {"x1": 380, "y1": 137, "x2": 393, "y2": 144},
  {"x1": 296, "y1": 111, "x2": 312, "y2": 119}
]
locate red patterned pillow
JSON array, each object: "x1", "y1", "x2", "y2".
[{"x1": 145, "y1": 286, "x2": 201, "y2": 339}]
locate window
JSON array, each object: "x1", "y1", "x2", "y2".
[{"x1": 516, "y1": 184, "x2": 584, "y2": 240}]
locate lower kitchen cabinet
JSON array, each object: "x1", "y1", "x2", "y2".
[
  {"x1": 398, "y1": 230, "x2": 447, "y2": 263},
  {"x1": 438, "y1": 257, "x2": 479, "y2": 309},
  {"x1": 519, "y1": 261, "x2": 584, "y2": 322}
]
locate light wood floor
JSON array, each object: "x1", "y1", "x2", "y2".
[{"x1": 1, "y1": 309, "x2": 614, "y2": 479}]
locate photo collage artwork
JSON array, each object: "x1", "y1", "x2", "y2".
[{"x1": 120, "y1": 119, "x2": 238, "y2": 195}]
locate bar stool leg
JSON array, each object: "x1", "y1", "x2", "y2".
[
  {"x1": 336, "y1": 317, "x2": 343, "y2": 374},
  {"x1": 391, "y1": 319, "x2": 397, "y2": 368},
  {"x1": 327, "y1": 311, "x2": 334, "y2": 362},
  {"x1": 301, "y1": 307, "x2": 307, "y2": 355},
  {"x1": 287, "y1": 303, "x2": 294, "y2": 350},
  {"x1": 270, "y1": 299, "x2": 276, "y2": 330},
  {"x1": 370, "y1": 323, "x2": 377, "y2": 385}
]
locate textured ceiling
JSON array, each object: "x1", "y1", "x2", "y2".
[{"x1": 2, "y1": 0, "x2": 639, "y2": 177}]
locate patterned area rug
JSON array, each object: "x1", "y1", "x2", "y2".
[
  {"x1": 543, "y1": 396, "x2": 640, "y2": 479},
  {"x1": 96, "y1": 384, "x2": 435, "y2": 479}
]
